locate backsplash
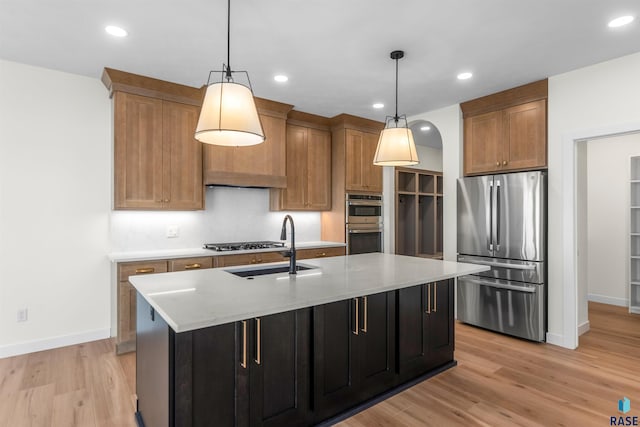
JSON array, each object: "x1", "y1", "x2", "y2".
[{"x1": 110, "y1": 186, "x2": 322, "y2": 252}]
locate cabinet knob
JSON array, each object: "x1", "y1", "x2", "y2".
[
  {"x1": 502, "y1": 160, "x2": 507, "y2": 166},
  {"x1": 164, "y1": 199, "x2": 169, "y2": 202},
  {"x1": 496, "y1": 161, "x2": 500, "y2": 167}
]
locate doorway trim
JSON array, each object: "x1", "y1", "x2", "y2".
[{"x1": 562, "y1": 122, "x2": 640, "y2": 349}]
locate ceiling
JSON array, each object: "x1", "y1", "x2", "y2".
[{"x1": 1, "y1": 0, "x2": 639, "y2": 121}]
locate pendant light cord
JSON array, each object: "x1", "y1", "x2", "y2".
[
  {"x1": 226, "y1": 0, "x2": 231, "y2": 80},
  {"x1": 394, "y1": 56, "x2": 399, "y2": 123}
]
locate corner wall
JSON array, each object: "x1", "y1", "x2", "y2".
[
  {"x1": 548, "y1": 51, "x2": 640, "y2": 348},
  {"x1": 0, "y1": 60, "x2": 112, "y2": 357}
]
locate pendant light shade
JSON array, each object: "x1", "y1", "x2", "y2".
[
  {"x1": 374, "y1": 120, "x2": 419, "y2": 166},
  {"x1": 194, "y1": 0, "x2": 265, "y2": 147},
  {"x1": 195, "y1": 80, "x2": 265, "y2": 146},
  {"x1": 373, "y1": 50, "x2": 419, "y2": 166}
]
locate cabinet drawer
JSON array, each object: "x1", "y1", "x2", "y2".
[
  {"x1": 297, "y1": 246, "x2": 345, "y2": 260},
  {"x1": 168, "y1": 257, "x2": 213, "y2": 272},
  {"x1": 119, "y1": 260, "x2": 168, "y2": 281},
  {"x1": 217, "y1": 251, "x2": 285, "y2": 268}
]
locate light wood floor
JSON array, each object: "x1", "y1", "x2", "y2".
[{"x1": 0, "y1": 302, "x2": 638, "y2": 426}]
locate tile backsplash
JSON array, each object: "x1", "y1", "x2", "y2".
[{"x1": 110, "y1": 186, "x2": 322, "y2": 252}]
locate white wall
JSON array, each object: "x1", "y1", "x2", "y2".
[
  {"x1": 548, "y1": 50, "x2": 640, "y2": 348},
  {"x1": 0, "y1": 60, "x2": 112, "y2": 357},
  {"x1": 575, "y1": 143, "x2": 589, "y2": 333},
  {"x1": 586, "y1": 134, "x2": 640, "y2": 306}
]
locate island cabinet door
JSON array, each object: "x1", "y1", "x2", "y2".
[
  {"x1": 397, "y1": 281, "x2": 455, "y2": 383},
  {"x1": 424, "y1": 279, "x2": 455, "y2": 369},
  {"x1": 248, "y1": 309, "x2": 312, "y2": 427},
  {"x1": 173, "y1": 322, "x2": 240, "y2": 427},
  {"x1": 312, "y1": 292, "x2": 396, "y2": 423},
  {"x1": 312, "y1": 299, "x2": 360, "y2": 422},
  {"x1": 354, "y1": 291, "x2": 396, "y2": 402}
]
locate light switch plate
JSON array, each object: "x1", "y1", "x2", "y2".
[{"x1": 166, "y1": 225, "x2": 179, "y2": 238}]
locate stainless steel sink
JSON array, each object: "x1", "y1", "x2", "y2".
[{"x1": 225, "y1": 263, "x2": 315, "y2": 278}]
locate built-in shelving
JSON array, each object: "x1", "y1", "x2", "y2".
[
  {"x1": 630, "y1": 156, "x2": 640, "y2": 314},
  {"x1": 395, "y1": 168, "x2": 443, "y2": 259}
]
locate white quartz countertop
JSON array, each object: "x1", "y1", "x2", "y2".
[
  {"x1": 129, "y1": 253, "x2": 489, "y2": 333},
  {"x1": 108, "y1": 241, "x2": 346, "y2": 262}
]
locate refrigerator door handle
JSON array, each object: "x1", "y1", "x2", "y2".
[
  {"x1": 495, "y1": 180, "x2": 501, "y2": 251},
  {"x1": 457, "y1": 257, "x2": 537, "y2": 270},
  {"x1": 488, "y1": 181, "x2": 494, "y2": 252},
  {"x1": 465, "y1": 277, "x2": 537, "y2": 293}
]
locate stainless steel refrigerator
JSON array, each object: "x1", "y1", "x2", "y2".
[{"x1": 457, "y1": 171, "x2": 546, "y2": 342}]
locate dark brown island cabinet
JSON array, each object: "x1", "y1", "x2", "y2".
[{"x1": 135, "y1": 279, "x2": 454, "y2": 427}]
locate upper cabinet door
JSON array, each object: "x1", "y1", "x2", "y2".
[
  {"x1": 163, "y1": 101, "x2": 204, "y2": 210},
  {"x1": 502, "y1": 100, "x2": 546, "y2": 171},
  {"x1": 345, "y1": 129, "x2": 382, "y2": 193},
  {"x1": 362, "y1": 132, "x2": 383, "y2": 193},
  {"x1": 345, "y1": 129, "x2": 364, "y2": 191},
  {"x1": 282, "y1": 125, "x2": 308, "y2": 210},
  {"x1": 114, "y1": 92, "x2": 164, "y2": 209},
  {"x1": 464, "y1": 111, "x2": 503, "y2": 176},
  {"x1": 306, "y1": 128, "x2": 332, "y2": 210}
]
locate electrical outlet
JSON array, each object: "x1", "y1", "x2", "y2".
[
  {"x1": 166, "y1": 225, "x2": 179, "y2": 238},
  {"x1": 17, "y1": 308, "x2": 28, "y2": 322}
]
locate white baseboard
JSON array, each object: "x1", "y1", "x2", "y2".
[
  {"x1": 0, "y1": 328, "x2": 110, "y2": 359},
  {"x1": 578, "y1": 320, "x2": 590, "y2": 336},
  {"x1": 545, "y1": 332, "x2": 566, "y2": 347},
  {"x1": 588, "y1": 293, "x2": 628, "y2": 307}
]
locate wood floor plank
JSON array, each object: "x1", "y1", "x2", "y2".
[
  {"x1": 51, "y1": 389, "x2": 96, "y2": 427},
  {"x1": 5, "y1": 383, "x2": 55, "y2": 427}
]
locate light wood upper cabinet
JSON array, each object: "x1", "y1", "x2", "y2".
[
  {"x1": 502, "y1": 100, "x2": 546, "y2": 171},
  {"x1": 105, "y1": 68, "x2": 204, "y2": 210},
  {"x1": 114, "y1": 92, "x2": 164, "y2": 209},
  {"x1": 271, "y1": 113, "x2": 332, "y2": 211},
  {"x1": 461, "y1": 79, "x2": 548, "y2": 176},
  {"x1": 464, "y1": 111, "x2": 503, "y2": 175},
  {"x1": 203, "y1": 99, "x2": 293, "y2": 188},
  {"x1": 163, "y1": 101, "x2": 204, "y2": 210},
  {"x1": 345, "y1": 129, "x2": 383, "y2": 193}
]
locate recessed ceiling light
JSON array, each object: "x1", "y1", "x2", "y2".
[
  {"x1": 105, "y1": 25, "x2": 128, "y2": 37},
  {"x1": 608, "y1": 15, "x2": 634, "y2": 28},
  {"x1": 420, "y1": 126, "x2": 431, "y2": 131},
  {"x1": 274, "y1": 75, "x2": 288, "y2": 83},
  {"x1": 373, "y1": 103, "x2": 384, "y2": 109},
  {"x1": 457, "y1": 72, "x2": 473, "y2": 80}
]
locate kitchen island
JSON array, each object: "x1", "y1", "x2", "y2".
[{"x1": 130, "y1": 253, "x2": 488, "y2": 427}]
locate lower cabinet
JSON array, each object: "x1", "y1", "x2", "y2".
[
  {"x1": 136, "y1": 283, "x2": 453, "y2": 427},
  {"x1": 312, "y1": 292, "x2": 396, "y2": 423},
  {"x1": 136, "y1": 298, "x2": 311, "y2": 427},
  {"x1": 397, "y1": 279, "x2": 454, "y2": 383}
]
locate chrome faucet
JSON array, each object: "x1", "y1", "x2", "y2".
[{"x1": 280, "y1": 215, "x2": 297, "y2": 274}]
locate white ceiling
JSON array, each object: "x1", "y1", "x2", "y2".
[{"x1": 1, "y1": 0, "x2": 639, "y2": 121}]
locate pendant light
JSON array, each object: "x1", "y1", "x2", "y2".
[
  {"x1": 194, "y1": 0, "x2": 265, "y2": 146},
  {"x1": 373, "y1": 50, "x2": 419, "y2": 166}
]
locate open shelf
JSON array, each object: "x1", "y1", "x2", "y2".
[
  {"x1": 631, "y1": 156, "x2": 640, "y2": 315},
  {"x1": 397, "y1": 171, "x2": 416, "y2": 193},
  {"x1": 396, "y1": 194, "x2": 417, "y2": 256},
  {"x1": 395, "y1": 167, "x2": 443, "y2": 259}
]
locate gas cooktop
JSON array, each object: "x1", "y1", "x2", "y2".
[{"x1": 203, "y1": 241, "x2": 285, "y2": 252}]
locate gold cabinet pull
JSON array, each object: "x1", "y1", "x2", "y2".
[
  {"x1": 251, "y1": 259, "x2": 257, "y2": 264},
  {"x1": 503, "y1": 160, "x2": 507, "y2": 166},
  {"x1": 433, "y1": 283, "x2": 438, "y2": 312},
  {"x1": 426, "y1": 283, "x2": 431, "y2": 314},
  {"x1": 135, "y1": 267, "x2": 155, "y2": 274},
  {"x1": 362, "y1": 296, "x2": 368, "y2": 333},
  {"x1": 184, "y1": 263, "x2": 201, "y2": 270},
  {"x1": 255, "y1": 318, "x2": 261, "y2": 365},
  {"x1": 319, "y1": 252, "x2": 326, "y2": 257},
  {"x1": 241, "y1": 320, "x2": 247, "y2": 369},
  {"x1": 353, "y1": 298, "x2": 359, "y2": 335},
  {"x1": 496, "y1": 161, "x2": 500, "y2": 167}
]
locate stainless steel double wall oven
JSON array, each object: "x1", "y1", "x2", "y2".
[{"x1": 345, "y1": 193, "x2": 383, "y2": 254}]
